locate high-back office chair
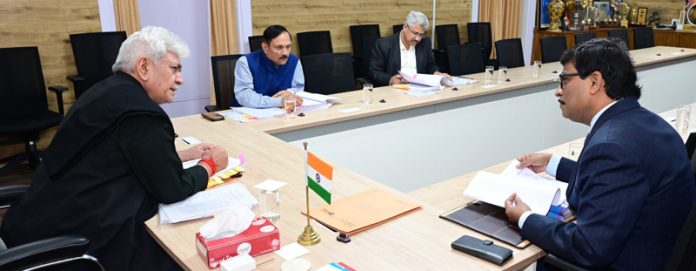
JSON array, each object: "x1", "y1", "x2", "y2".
[
  {"x1": 495, "y1": 38, "x2": 525, "y2": 69},
  {"x1": 0, "y1": 47, "x2": 66, "y2": 172},
  {"x1": 301, "y1": 53, "x2": 356, "y2": 95},
  {"x1": 633, "y1": 26, "x2": 655, "y2": 49},
  {"x1": 393, "y1": 24, "x2": 403, "y2": 34},
  {"x1": 574, "y1": 32, "x2": 596, "y2": 46},
  {"x1": 68, "y1": 31, "x2": 127, "y2": 99},
  {"x1": 349, "y1": 24, "x2": 381, "y2": 79},
  {"x1": 466, "y1": 22, "x2": 495, "y2": 66},
  {"x1": 540, "y1": 36, "x2": 568, "y2": 63},
  {"x1": 0, "y1": 185, "x2": 105, "y2": 271},
  {"x1": 446, "y1": 43, "x2": 485, "y2": 76},
  {"x1": 435, "y1": 24, "x2": 461, "y2": 50},
  {"x1": 248, "y1": 35, "x2": 264, "y2": 52},
  {"x1": 206, "y1": 54, "x2": 244, "y2": 111},
  {"x1": 434, "y1": 24, "x2": 461, "y2": 73},
  {"x1": 607, "y1": 29, "x2": 630, "y2": 49},
  {"x1": 297, "y1": 30, "x2": 333, "y2": 57}
]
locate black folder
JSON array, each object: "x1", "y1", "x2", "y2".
[{"x1": 439, "y1": 201, "x2": 531, "y2": 248}]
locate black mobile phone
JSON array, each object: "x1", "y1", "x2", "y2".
[{"x1": 201, "y1": 112, "x2": 224, "y2": 121}]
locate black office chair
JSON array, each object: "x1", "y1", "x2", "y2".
[
  {"x1": 446, "y1": 43, "x2": 485, "y2": 76},
  {"x1": 206, "y1": 54, "x2": 244, "y2": 111},
  {"x1": 633, "y1": 26, "x2": 655, "y2": 49},
  {"x1": 0, "y1": 47, "x2": 67, "y2": 173},
  {"x1": 349, "y1": 24, "x2": 381, "y2": 79},
  {"x1": 393, "y1": 24, "x2": 403, "y2": 34},
  {"x1": 607, "y1": 29, "x2": 630, "y2": 49},
  {"x1": 435, "y1": 24, "x2": 461, "y2": 73},
  {"x1": 68, "y1": 31, "x2": 127, "y2": 99},
  {"x1": 540, "y1": 36, "x2": 568, "y2": 63},
  {"x1": 574, "y1": 32, "x2": 596, "y2": 46},
  {"x1": 495, "y1": 38, "x2": 525, "y2": 69},
  {"x1": 297, "y1": 30, "x2": 333, "y2": 57},
  {"x1": 466, "y1": 22, "x2": 496, "y2": 67},
  {"x1": 301, "y1": 53, "x2": 356, "y2": 95},
  {"x1": 544, "y1": 202, "x2": 696, "y2": 271},
  {"x1": 248, "y1": 35, "x2": 264, "y2": 52}
]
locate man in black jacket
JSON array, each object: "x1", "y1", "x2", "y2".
[
  {"x1": 369, "y1": 10, "x2": 445, "y2": 87},
  {"x1": 0, "y1": 26, "x2": 228, "y2": 270}
]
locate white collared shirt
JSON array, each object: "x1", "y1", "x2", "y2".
[
  {"x1": 518, "y1": 100, "x2": 619, "y2": 229},
  {"x1": 399, "y1": 31, "x2": 417, "y2": 75}
]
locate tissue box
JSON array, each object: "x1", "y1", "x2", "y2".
[{"x1": 196, "y1": 218, "x2": 280, "y2": 269}]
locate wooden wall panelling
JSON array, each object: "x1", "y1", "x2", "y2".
[
  {"x1": 0, "y1": 0, "x2": 101, "y2": 157},
  {"x1": 251, "y1": 0, "x2": 472, "y2": 55}
]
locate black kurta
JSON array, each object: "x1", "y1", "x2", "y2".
[{"x1": 0, "y1": 72, "x2": 207, "y2": 270}]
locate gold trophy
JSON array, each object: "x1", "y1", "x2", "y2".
[
  {"x1": 631, "y1": 5, "x2": 638, "y2": 25},
  {"x1": 619, "y1": 2, "x2": 630, "y2": 27},
  {"x1": 548, "y1": 0, "x2": 566, "y2": 32}
]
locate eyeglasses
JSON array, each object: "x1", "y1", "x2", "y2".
[
  {"x1": 406, "y1": 26, "x2": 426, "y2": 38},
  {"x1": 558, "y1": 72, "x2": 580, "y2": 89}
]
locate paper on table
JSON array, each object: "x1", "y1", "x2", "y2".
[
  {"x1": 450, "y1": 76, "x2": 478, "y2": 86},
  {"x1": 296, "y1": 91, "x2": 341, "y2": 103},
  {"x1": 304, "y1": 188, "x2": 421, "y2": 235},
  {"x1": 463, "y1": 160, "x2": 567, "y2": 215},
  {"x1": 231, "y1": 107, "x2": 285, "y2": 119},
  {"x1": 399, "y1": 71, "x2": 445, "y2": 87},
  {"x1": 159, "y1": 182, "x2": 258, "y2": 224}
]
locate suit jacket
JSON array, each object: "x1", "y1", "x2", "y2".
[
  {"x1": 368, "y1": 32, "x2": 438, "y2": 87},
  {"x1": 523, "y1": 97, "x2": 696, "y2": 270}
]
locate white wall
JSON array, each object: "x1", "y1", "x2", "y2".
[
  {"x1": 98, "y1": 0, "x2": 116, "y2": 31},
  {"x1": 237, "y1": 0, "x2": 252, "y2": 54}
]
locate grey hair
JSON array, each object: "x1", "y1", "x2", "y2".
[
  {"x1": 405, "y1": 11, "x2": 429, "y2": 29},
  {"x1": 112, "y1": 26, "x2": 190, "y2": 73}
]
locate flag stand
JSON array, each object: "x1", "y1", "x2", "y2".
[{"x1": 298, "y1": 142, "x2": 321, "y2": 246}]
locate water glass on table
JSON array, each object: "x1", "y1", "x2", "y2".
[
  {"x1": 532, "y1": 61, "x2": 541, "y2": 77},
  {"x1": 484, "y1": 66, "x2": 495, "y2": 84},
  {"x1": 676, "y1": 105, "x2": 691, "y2": 135},
  {"x1": 498, "y1": 66, "x2": 508, "y2": 83},
  {"x1": 362, "y1": 82, "x2": 374, "y2": 105},
  {"x1": 284, "y1": 97, "x2": 298, "y2": 119}
]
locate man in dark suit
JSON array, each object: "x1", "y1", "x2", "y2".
[
  {"x1": 368, "y1": 11, "x2": 444, "y2": 87},
  {"x1": 505, "y1": 39, "x2": 696, "y2": 270}
]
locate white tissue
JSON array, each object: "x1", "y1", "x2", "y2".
[{"x1": 199, "y1": 206, "x2": 255, "y2": 240}]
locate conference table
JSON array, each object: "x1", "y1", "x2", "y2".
[{"x1": 145, "y1": 46, "x2": 696, "y2": 270}]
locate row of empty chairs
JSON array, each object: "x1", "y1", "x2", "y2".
[
  {"x1": 1, "y1": 31, "x2": 126, "y2": 175},
  {"x1": 540, "y1": 27, "x2": 655, "y2": 63}
]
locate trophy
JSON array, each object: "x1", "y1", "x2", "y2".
[
  {"x1": 548, "y1": 0, "x2": 566, "y2": 32},
  {"x1": 631, "y1": 5, "x2": 638, "y2": 25},
  {"x1": 619, "y1": 2, "x2": 631, "y2": 27}
]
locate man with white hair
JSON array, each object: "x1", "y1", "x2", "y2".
[
  {"x1": 1, "y1": 26, "x2": 228, "y2": 270},
  {"x1": 369, "y1": 10, "x2": 445, "y2": 87}
]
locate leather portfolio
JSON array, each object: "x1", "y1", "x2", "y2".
[{"x1": 439, "y1": 201, "x2": 531, "y2": 248}]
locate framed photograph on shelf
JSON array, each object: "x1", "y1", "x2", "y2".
[
  {"x1": 537, "y1": 0, "x2": 552, "y2": 29},
  {"x1": 637, "y1": 7, "x2": 648, "y2": 25},
  {"x1": 593, "y1": 1, "x2": 611, "y2": 23}
]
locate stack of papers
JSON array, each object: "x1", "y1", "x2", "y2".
[
  {"x1": 463, "y1": 160, "x2": 568, "y2": 215},
  {"x1": 398, "y1": 71, "x2": 444, "y2": 97},
  {"x1": 296, "y1": 91, "x2": 341, "y2": 113},
  {"x1": 159, "y1": 182, "x2": 258, "y2": 224}
]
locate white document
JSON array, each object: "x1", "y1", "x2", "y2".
[
  {"x1": 450, "y1": 76, "x2": 478, "y2": 86},
  {"x1": 406, "y1": 84, "x2": 441, "y2": 97},
  {"x1": 159, "y1": 182, "x2": 258, "y2": 224},
  {"x1": 296, "y1": 91, "x2": 341, "y2": 103},
  {"x1": 463, "y1": 160, "x2": 568, "y2": 215},
  {"x1": 231, "y1": 107, "x2": 285, "y2": 119},
  {"x1": 399, "y1": 71, "x2": 445, "y2": 87}
]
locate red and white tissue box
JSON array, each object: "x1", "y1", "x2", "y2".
[{"x1": 196, "y1": 217, "x2": 280, "y2": 269}]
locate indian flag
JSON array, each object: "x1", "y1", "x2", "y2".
[{"x1": 306, "y1": 151, "x2": 334, "y2": 204}]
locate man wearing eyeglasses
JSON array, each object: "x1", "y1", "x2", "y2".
[
  {"x1": 368, "y1": 11, "x2": 445, "y2": 87},
  {"x1": 504, "y1": 39, "x2": 696, "y2": 270}
]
